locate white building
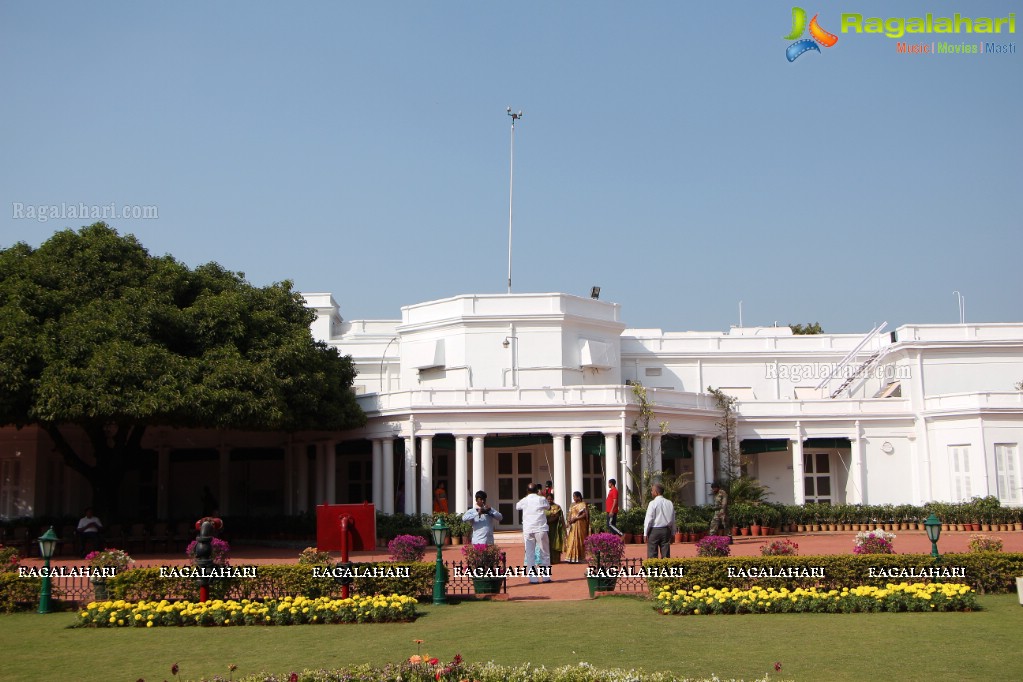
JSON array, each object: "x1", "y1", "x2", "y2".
[
  {"x1": 3, "y1": 290, "x2": 1022, "y2": 524},
  {"x1": 300, "y1": 291, "x2": 1023, "y2": 526}
]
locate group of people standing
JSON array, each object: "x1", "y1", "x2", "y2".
[{"x1": 450, "y1": 477, "x2": 731, "y2": 574}]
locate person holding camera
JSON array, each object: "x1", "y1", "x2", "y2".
[{"x1": 462, "y1": 490, "x2": 503, "y2": 545}]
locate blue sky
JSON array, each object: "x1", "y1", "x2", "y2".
[{"x1": 2, "y1": 1, "x2": 1019, "y2": 332}]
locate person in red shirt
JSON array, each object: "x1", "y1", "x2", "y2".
[{"x1": 605, "y1": 479, "x2": 622, "y2": 535}]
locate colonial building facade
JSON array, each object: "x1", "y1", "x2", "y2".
[{"x1": 3, "y1": 291, "x2": 1022, "y2": 525}]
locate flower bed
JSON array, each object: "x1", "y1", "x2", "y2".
[
  {"x1": 656, "y1": 582, "x2": 978, "y2": 615},
  {"x1": 75, "y1": 594, "x2": 418, "y2": 627},
  {"x1": 230, "y1": 661, "x2": 720, "y2": 682},
  {"x1": 642, "y1": 553, "x2": 1023, "y2": 595}
]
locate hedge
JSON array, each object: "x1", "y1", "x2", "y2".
[
  {"x1": 0, "y1": 573, "x2": 42, "y2": 613},
  {"x1": 643, "y1": 552, "x2": 1023, "y2": 595},
  {"x1": 108, "y1": 562, "x2": 437, "y2": 602}
]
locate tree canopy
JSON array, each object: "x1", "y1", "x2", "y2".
[{"x1": 0, "y1": 223, "x2": 365, "y2": 513}]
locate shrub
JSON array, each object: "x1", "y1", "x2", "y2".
[
  {"x1": 461, "y1": 543, "x2": 505, "y2": 572},
  {"x1": 108, "y1": 562, "x2": 438, "y2": 601},
  {"x1": 388, "y1": 535, "x2": 428, "y2": 562},
  {"x1": 760, "y1": 538, "x2": 799, "y2": 556},
  {"x1": 298, "y1": 547, "x2": 336, "y2": 565},
  {"x1": 656, "y1": 583, "x2": 978, "y2": 615},
  {"x1": 853, "y1": 530, "x2": 895, "y2": 555},
  {"x1": 0, "y1": 573, "x2": 40, "y2": 613},
  {"x1": 643, "y1": 553, "x2": 1023, "y2": 595},
  {"x1": 696, "y1": 535, "x2": 731, "y2": 557},
  {"x1": 76, "y1": 594, "x2": 418, "y2": 627},
  {"x1": 85, "y1": 548, "x2": 135, "y2": 572},
  {"x1": 968, "y1": 534, "x2": 1003, "y2": 553},
  {"x1": 584, "y1": 532, "x2": 625, "y2": 567},
  {"x1": 0, "y1": 545, "x2": 20, "y2": 573}
]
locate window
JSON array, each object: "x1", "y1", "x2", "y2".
[
  {"x1": 803, "y1": 452, "x2": 832, "y2": 504},
  {"x1": 995, "y1": 444, "x2": 1021, "y2": 505},
  {"x1": 949, "y1": 445, "x2": 972, "y2": 501}
]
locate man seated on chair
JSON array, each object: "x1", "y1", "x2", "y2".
[{"x1": 76, "y1": 507, "x2": 104, "y2": 557}]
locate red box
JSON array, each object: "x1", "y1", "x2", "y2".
[{"x1": 316, "y1": 503, "x2": 377, "y2": 551}]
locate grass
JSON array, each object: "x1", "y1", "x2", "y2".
[{"x1": 1, "y1": 594, "x2": 1022, "y2": 681}]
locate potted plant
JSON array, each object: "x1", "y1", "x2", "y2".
[
  {"x1": 584, "y1": 532, "x2": 625, "y2": 597},
  {"x1": 760, "y1": 538, "x2": 799, "y2": 556},
  {"x1": 388, "y1": 534, "x2": 428, "y2": 562},
  {"x1": 85, "y1": 547, "x2": 134, "y2": 600},
  {"x1": 461, "y1": 543, "x2": 506, "y2": 594},
  {"x1": 695, "y1": 535, "x2": 731, "y2": 557}
]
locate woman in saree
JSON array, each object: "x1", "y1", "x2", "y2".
[
  {"x1": 544, "y1": 492, "x2": 567, "y2": 564},
  {"x1": 564, "y1": 491, "x2": 590, "y2": 563}
]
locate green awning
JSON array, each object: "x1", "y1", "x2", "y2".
[
  {"x1": 803, "y1": 437, "x2": 851, "y2": 449},
  {"x1": 741, "y1": 439, "x2": 789, "y2": 454}
]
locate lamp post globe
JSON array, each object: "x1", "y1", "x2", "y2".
[{"x1": 923, "y1": 513, "x2": 942, "y2": 562}]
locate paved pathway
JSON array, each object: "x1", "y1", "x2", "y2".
[{"x1": 29, "y1": 529, "x2": 1023, "y2": 602}]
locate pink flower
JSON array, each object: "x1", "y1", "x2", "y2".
[{"x1": 775, "y1": 662, "x2": 782, "y2": 672}]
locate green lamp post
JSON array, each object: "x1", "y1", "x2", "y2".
[
  {"x1": 923, "y1": 513, "x2": 942, "y2": 563},
  {"x1": 37, "y1": 526, "x2": 60, "y2": 614},
  {"x1": 429, "y1": 518, "x2": 450, "y2": 605}
]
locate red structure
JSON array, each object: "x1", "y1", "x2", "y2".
[{"x1": 315, "y1": 503, "x2": 376, "y2": 551}]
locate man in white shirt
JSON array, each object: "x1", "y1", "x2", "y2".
[
  {"x1": 462, "y1": 490, "x2": 503, "y2": 545},
  {"x1": 515, "y1": 483, "x2": 551, "y2": 583},
  {"x1": 644, "y1": 483, "x2": 675, "y2": 559}
]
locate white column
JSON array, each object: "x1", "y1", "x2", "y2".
[
  {"x1": 552, "y1": 434, "x2": 567, "y2": 507},
  {"x1": 849, "y1": 422, "x2": 865, "y2": 505},
  {"x1": 326, "y1": 442, "x2": 337, "y2": 504},
  {"x1": 472, "y1": 436, "x2": 485, "y2": 497},
  {"x1": 403, "y1": 436, "x2": 416, "y2": 515},
  {"x1": 157, "y1": 447, "x2": 170, "y2": 519},
  {"x1": 652, "y1": 433, "x2": 663, "y2": 473},
  {"x1": 693, "y1": 437, "x2": 706, "y2": 505},
  {"x1": 454, "y1": 435, "x2": 468, "y2": 514},
  {"x1": 382, "y1": 438, "x2": 395, "y2": 514},
  {"x1": 218, "y1": 445, "x2": 230, "y2": 516},
  {"x1": 603, "y1": 433, "x2": 617, "y2": 492},
  {"x1": 792, "y1": 428, "x2": 805, "y2": 505},
  {"x1": 621, "y1": 432, "x2": 632, "y2": 511},
  {"x1": 419, "y1": 436, "x2": 433, "y2": 516},
  {"x1": 570, "y1": 435, "x2": 584, "y2": 506},
  {"x1": 371, "y1": 439, "x2": 383, "y2": 510},
  {"x1": 703, "y1": 438, "x2": 716, "y2": 491},
  {"x1": 297, "y1": 444, "x2": 309, "y2": 513}
]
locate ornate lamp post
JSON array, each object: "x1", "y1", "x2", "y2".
[
  {"x1": 37, "y1": 527, "x2": 60, "y2": 614},
  {"x1": 924, "y1": 513, "x2": 942, "y2": 563},
  {"x1": 429, "y1": 518, "x2": 450, "y2": 605}
]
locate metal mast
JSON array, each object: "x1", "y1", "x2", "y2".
[{"x1": 506, "y1": 107, "x2": 522, "y2": 293}]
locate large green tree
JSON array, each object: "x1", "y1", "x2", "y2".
[{"x1": 0, "y1": 223, "x2": 365, "y2": 516}]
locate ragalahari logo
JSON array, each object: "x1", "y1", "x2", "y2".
[{"x1": 784, "y1": 7, "x2": 839, "y2": 61}]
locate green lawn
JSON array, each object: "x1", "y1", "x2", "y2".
[{"x1": 2, "y1": 595, "x2": 1021, "y2": 681}]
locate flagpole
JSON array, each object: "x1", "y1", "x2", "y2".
[{"x1": 506, "y1": 107, "x2": 522, "y2": 294}]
